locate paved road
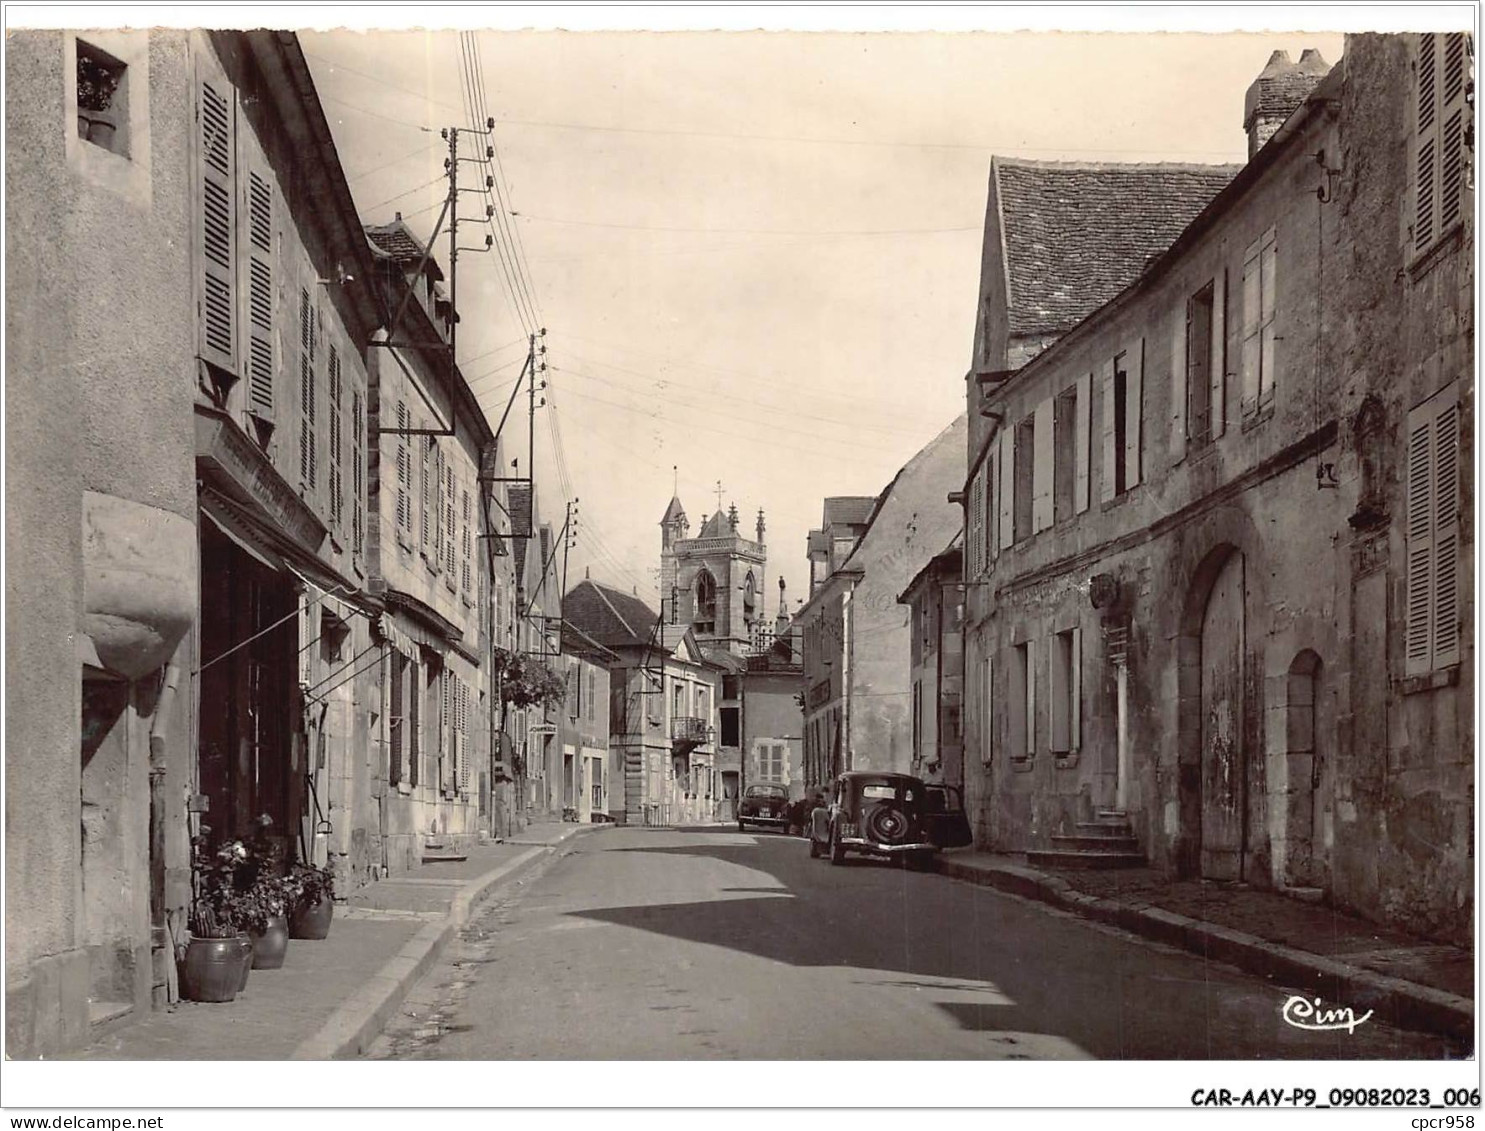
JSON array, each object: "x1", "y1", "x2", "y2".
[{"x1": 367, "y1": 826, "x2": 1458, "y2": 1060}]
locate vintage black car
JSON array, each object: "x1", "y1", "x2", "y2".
[
  {"x1": 808, "y1": 771, "x2": 973, "y2": 867},
  {"x1": 737, "y1": 783, "x2": 791, "y2": 831}
]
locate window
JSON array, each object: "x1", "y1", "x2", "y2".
[
  {"x1": 968, "y1": 463, "x2": 986, "y2": 576},
  {"x1": 1101, "y1": 345, "x2": 1144, "y2": 498},
  {"x1": 395, "y1": 401, "x2": 412, "y2": 537},
  {"x1": 420, "y1": 433, "x2": 431, "y2": 552},
  {"x1": 351, "y1": 390, "x2": 365, "y2": 556},
  {"x1": 980, "y1": 654, "x2": 994, "y2": 765},
  {"x1": 328, "y1": 344, "x2": 343, "y2": 529},
  {"x1": 696, "y1": 686, "x2": 709, "y2": 725},
  {"x1": 76, "y1": 40, "x2": 129, "y2": 157},
  {"x1": 1415, "y1": 33, "x2": 1471, "y2": 254},
  {"x1": 694, "y1": 571, "x2": 717, "y2": 634},
  {"x1": 672, "y1": 680, "x2": 686, "y2": 719},
  {"x1": 1186, "y1": 283, "x2": 1215, "y2": 447},
  {"x1": 389, "y1": 653, "x2": 406, "y2": 785},
  {"x1": 720, "y1": 706, "x2": 740, "y2": 747},
  {"x1": 1009, "y1": 641, "x2": 1034, "y2": 761},
  {"x1": 743, "y1": 573, "x2": 757, "y2": 629},
  {"x1": 1013, "y1": 414, "x2": 1035, "y2": 541},
  {"x1": 912, "y1": 680, "x2": 923, "y2": 760},
  {"x1": 1240, "y1": 227, "x2": 1278, "y2": 416},
  {"x1": 461, "y1": 488, "x2": 472, "y2": 594},
  {"x1": 1050, "y1": 627, "x2": 1082, "y2": 754},
  {"x1": 1033, "y1": 398, "x2": 1054, "y2": 532},
  {"x1": 1405, "y1": 382, "x2": 1461, "y2": 675},
  {"x1": 1053, "y1": 386, "x2": 1077, "y2": 522}
]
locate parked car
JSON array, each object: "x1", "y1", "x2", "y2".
[
  {"x1": 808, "y1": 771, "x2": 973, "y2": 867},
  {"x1": 738, "y1": 783, "x2": 791, "y2": 832}
]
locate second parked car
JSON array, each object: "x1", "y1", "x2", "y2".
[
  {"x1": 738, "y1": 783, "x2": 791, "y2": 832},
  {"x1": 808, "y1": 771, "x2": 973, "y2": 867}
]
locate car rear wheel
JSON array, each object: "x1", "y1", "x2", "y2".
[{"x1": 829, "y1": 826, "x2": 846, "y2": 865}]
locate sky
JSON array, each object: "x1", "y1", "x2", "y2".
[{"x1": 294, "y1": 16, "x2": 1353, "y2": 616}]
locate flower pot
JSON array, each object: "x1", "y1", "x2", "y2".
[
  {"x1": 78, "y1": 114, "x2": 116, "y2": 147},
  {"x1": 179, "y1": 937, "x2": 242, "y2": 1003},
  {"x1": 250, "y1": 914, "x2": 289, "y2": 969},
  {"x1": 235, "y1": 936, "x2": 253, "y2": 992},
  {"x1": 289, "y1": 893, "x2": 334, "y2": 940}
]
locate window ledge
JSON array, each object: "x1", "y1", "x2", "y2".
[
  {"x1": 1241, "y1": 402, "x2": 1275, "y2": 433},
  {"x1": 1053, "y1": 751, "x2": 1079, "y2": 770},
  {"x1": 1407, "y1": 223, "x2": 1465, "y2": 281},
  {"x1": 1396, "y1": 666, "x2": 1460, "y2": 696},
  {"x1": 1010, "y1": 757, "x2": 1035, "y2": 773}
]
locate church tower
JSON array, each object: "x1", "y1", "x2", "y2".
[{"x1": 660, "y1": 490, "x2": 767, "y2": 655}]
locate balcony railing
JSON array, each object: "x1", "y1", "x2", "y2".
[{"x1": 671, "y1": 716, "x2": 709, "y2": 744}]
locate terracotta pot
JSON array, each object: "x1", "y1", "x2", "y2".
[
  {"x1": 235, "y1": 937, "x2": 253, "y2": 991},
  {"x1": 250, "y1": 914, "x2": 289, "y2": 969},
  {"x1": 289, "y1": 893, "x2": 334, "y2": 940},
  {"x1": 78, "y1": 114, "x2": 115, "y2": 146},
  {"x1": 179, "y1": 937, "x2": 241, "y2": 1003}
]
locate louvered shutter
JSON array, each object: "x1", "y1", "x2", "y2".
[
  {"x1": 409, "y1": 661, "x2": 421, "y2": 788},
  {"x1": 396, "y1": 400, "x2": 410, "y2": 534},
  {"x1": 982, "y1": 459, "x2": 994, "y2": 569},
  {"x1": 1074, "y1": 372, "x2": 1091, "y2": 512},
  {"x1": 1099, "y1": 359, "x2": 1117, "y2": 502},
  {"x1": 461, "y1": 488, "x2": 472, "y2": 593},
  {"x1": 1070, "y1": 626, "x2": 1082, "y2": 751},
  {"x1": 328, "y1": 344, "x2": 343, "y2": 528},
  {"x1": 1432, "y1": 390, "x2": 1461, "y2": 669},
  {"x1": 197, "y1": 65, "x2": 236, "y2": 373},
  {"x1": 445, "y1": 463, "x2": 457, "y2": 577},
  {"x1": 1258, "y1": 233, "x2": 1277, "y2": 404},
  {"x1": 244, "y1": 157, "x2": 275, "y2": 417},
  {"x1": 352, "y1": 388, "x2": 365, "y2": 556},
  {"x1": 1124, "y1": 339, "x2": 1144, "y2": 488},
  {"x1": 298, "y1": 288, "x2": 317, "y2": 490},
  {"x1": 1210, "y1": 268, "x2": 1227, "y2": 439},
  {"x1": 1032, "y1": 398, "x2": 1054, "y2": 532},
  {"x1": 1171, "y1": 306, "x2": 1187, "y2": 465},
  {"x1": 968, "y1": 468, "x2": 984, "y2": 577},
  {"x1": 388, "y1": 656, "x2": 404, "y2": 785},
  {"x1": 459, "y1": 681, "x2": 472, "y2": 793},
  {"x1": 1025, "y1": 640, "x2": 1037, "y2": 757},
  {"x1": 982, "y1": 653, "x2": 993, "y2": 764},
  {"x1": 989, "y1": 438, "x2": 1002, "y2": 559},
  {"x1": 420, "y1": 434, "x2": 431, "y2": 551},
  {"x1": 440, "y1": 671, "x2": 452, "y2": 794},
  {"x1": 1404, "y1": 406, "x2": 1436, "y2": 675}
]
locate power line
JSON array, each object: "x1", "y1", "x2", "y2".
[
  {"x1": 363, "y1": 174, "x2": 446, "y2": 214},
  {"x1": 346, "y1": 139, "x2": 442, "y2": 183},
  {"x1": 513, "y1": 213, "x2": 979, "y2": 237},
  {"x1": 318, "y1": 92, "x2": 436, "y2": 134}
]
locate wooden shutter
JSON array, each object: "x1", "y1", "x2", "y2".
[
  {"x1": 408, "y1": 660, "x2": 421, "y2": 788},
  {"x1": 328, "y1": 344, "x2": 343, "y2": 528},
  {"x1": 440, "y1": 671, "x2": 452, "y2": 794},
  {"x1": 1417, "y1": 34, "x2": 1438, "y2": 250},
  {"x1": 1070, "y1": 627, "x2": 1082, "y2": 751},
  {"x1": 983, "y1": 458, "x2": 994, "y2": 568},
  {"x1": 396, "y1": 400, "x2": 410, "y2": 534},
  {"x1": 1033, "y1": 398, "x2": 1054, "y2": 532},
  {"x1": 998, "y1": 431, "x2": 1014, "y2": 549},
  {"x1": 1210, "y1": 267, "x2": 1227, "y2": 439},
  {"x1": 1432, "y1": 388, "x2": 1462, "y2": 669},
  {"x1": 1259, "y1": 232, "x2": 1277, "y2": 404},
  {"x1": 1074, "y1": 372, "x2": 1091, "y2": 512},
  {"x1": 459, "y1": 680, "x2": 472, "y2": 794},
  {"x1": 1404, "y1": 404, "x2": 1436, "y2": 675},
  {"x1": 352, "y1": 389, "x2": 365, "y2": 556},
  {"x1": 298, "y1": 288, "x2": 317, "y2": 490},
  {"x1": 1099, "y1": 359, "x2": 1117, "y2": 502},
  {"x1": 982, "y1": 653, "x2": 993, "y2": 764},
  {"x1": 968, "y1": 467, "x2": 985, "y2": 577},
  {"x1": 388, "y1": 656, "x2": 404, "y2": 785},
  {"x1": 1050, "y1": 633, "x2": 1070, "y2": 753},
  {"x1": 1240, "y1": 238, "x2": 1261, "y2": 414},
  {"x1": 1025, "y1": 641, "x2": 1036, "y2": 757},
  {"x1": 420, "y1": 434, "x2": 431, "y2": 551},
  {"x1": 244, "y1": 156, "x2": 275, "y2": 417},
  {"x1": 1124, "y1": 339, "x2": 1144, "y2": 488},
  {"x1": 446, "y1": 463, "x2": 457, "y2": 576},
  {"x1": 989, "y1": 437, "x2": 1002, "y2": 557},
  {"x1": 197, "y1": 64, "x2": 236, "y2": 373},
  {"x1": 1171, "y1": 304, "x2": 1187, "y2": 465}
]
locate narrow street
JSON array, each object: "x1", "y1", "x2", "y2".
[{"x1": 368, "y1": 827, "x2": 1455, "y2": 1061}]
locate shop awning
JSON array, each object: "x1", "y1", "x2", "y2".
[{"x1": 201, "y1": 488, "x2": 363, "y2": 601}]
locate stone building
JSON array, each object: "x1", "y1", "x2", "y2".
[
  {"x1": 563, "y1": 579, "x2": 722, "y2": 825},
  {"x1": 799, "y1": 417, "x2": 968, "y2": 791},
  {"x1": 898, "y1": 536, "x2": 965, "y2": 788},
  {"x1": 660, "y1": 495, "x2": 770, "y2": 655},
  {"x1": 959, "y1": 36, "x2": 1472, "y2": 943},
  {"x1": 5, "y1": 29, "x2": 389, "y2": 1055}
]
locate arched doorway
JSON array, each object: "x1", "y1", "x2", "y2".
[{"x1": 1200, "y1": 550, "x2": 1247, "y2": 880}]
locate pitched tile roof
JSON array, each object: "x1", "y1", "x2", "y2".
[
  {"x1": 563, "y1": 579, "x2": 661, "y2": 649},
  {"x1": 696, "y1": 510, "x2": 731, "y2": 538},
  {"x1": 364, "y1": 218, "x2": 445, "y2": 280},
  {"x1": 822, "y1": 496, "x2": 877, "y2": 528},
  {"x1": 994, "y1": 158, "x2": 1241, "y2": 338}
]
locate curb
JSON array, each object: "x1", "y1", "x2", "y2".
[
  {"x1": 292, "y1": 825, "x2": 600, "y2": 1059},
  {"x1": 935, "y1": 855, "x2": 1474, "y2": 1046}
]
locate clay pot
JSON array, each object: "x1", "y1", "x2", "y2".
[
  {"x1": 250, "y1": 914, "x2": 289, "y2": 969},
  {"x1": 179, "y1": 937, "x2": 242, "y2": 1003},
  {"x1": 289, "y1": 893, "x2": 334, "y2": 940},
  {"x1": 235, "y1": 937, "x2": 253, "y2": 991}
]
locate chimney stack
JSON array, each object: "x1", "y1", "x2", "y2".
[{"x1": 1244, "y1": 48, "x2": 1330, "y2": 159}]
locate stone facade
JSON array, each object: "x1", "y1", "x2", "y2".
[{"x1": 959, "y1": 35, "x2": 1472, "y2": 944}]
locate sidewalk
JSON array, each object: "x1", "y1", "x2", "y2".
[
  {"x1": 935, "y1": 850, "x2": 1475, "y2": 1046},
  {"x1": 75, "y1": 822, "x2": 601, "y2": 1061}
]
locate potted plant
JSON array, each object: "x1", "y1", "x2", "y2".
[
  {"x1": 289, "y1": 860, "x2": 336, "y2": 940},
  {"x1": 179, "y1": 831, "x2": 252, "y2": 1002},
  {"x1": 242, "y1": 815, "x2": 292, "y2": 969},
  {"x1": 76, "y1": 50, "x2": 121, "y2": 146}
]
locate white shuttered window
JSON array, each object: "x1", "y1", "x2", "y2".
[{"x1": 1405, "y1": 383, "x2": 1462, "y2": 675}]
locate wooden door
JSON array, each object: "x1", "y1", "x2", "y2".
[{"x1": 1200, "y1": 552, "x2": 1246, "y2": 880}]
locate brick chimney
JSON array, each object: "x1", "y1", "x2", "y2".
[{"x1": 1244, "y1": 48, "x2": 1331, "y2": 159}]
